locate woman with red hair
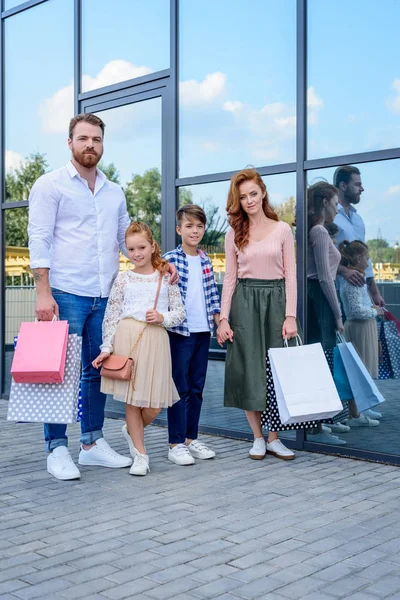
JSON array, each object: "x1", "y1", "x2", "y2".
[{"x1": 217, "y1": 169, "x2": 313, "y2": 460}]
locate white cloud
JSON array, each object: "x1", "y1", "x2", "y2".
[
  {"x1": 180, "y1": 72, "x2": 227, "y2": 107},
  {"x1": 388, "y1": 78, "x2": 400, "y2": 113},
  {"x1": 39, "y1": 60, "x2": 153, "y2": 134},
  {"x1": 386, "y1": 184, "x2": 400, "y2": 196},
  {"x1": 307, "y1": 86, "x2": 323, "y2": 125},
  {"x1": 5, "y1": 150, "x2": 24, "y2": 172}
]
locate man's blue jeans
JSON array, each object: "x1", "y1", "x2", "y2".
[
  {"x1": 44, "y1": 289, "x2": 108, "y2": 452},
  {"x1": 167, "y1": 331, "x2": 210, "y2": 444}
]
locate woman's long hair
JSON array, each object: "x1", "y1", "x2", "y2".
[
  {"x1": 125, "y1": 222, "x2": 169, "y2": 273},
  {"x1": 226, "y1": 169, "x2": 278, "y2": 251},
  {"x1": 339, "y1": 239, "x2": 369, "y2": 268},
  {"x1": 307, "y1": 181, "x2": 338, "y2": 234}
]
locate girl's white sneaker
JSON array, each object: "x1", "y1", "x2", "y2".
[{"x1": 130, "y1": 453, "x2": 150, "y2": 476}]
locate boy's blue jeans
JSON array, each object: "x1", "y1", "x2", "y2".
[
  {"x1": 44, "y1": 288, "x2": 108, "y2": 452},
  {"x1": 167, "y1": 331, "x2": 210, "y2": 444}
]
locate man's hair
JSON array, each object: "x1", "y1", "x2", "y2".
[
  {"x1": 333, "y1": 165, "x2": 360, "y2": 188},
  {"x1": 69, "y1": 114, "x2": 105, "y2": 139},
  {"x1": 176, "y1": 204, "x2": 207, "y2": 227}
]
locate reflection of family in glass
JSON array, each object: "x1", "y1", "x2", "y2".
[{"x1": 22, "y1": 113, "x2": 389, "y2": 481}]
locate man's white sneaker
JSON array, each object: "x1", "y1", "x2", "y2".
[
  {"x1": 130, "y1": 453, "x2": 149, "y2": 476},
  {"x1": 187, "y1": 440, "x2": 216, "y2": 460},
  {"x1": 78, "y1": 438, "x2": 132, "y2": 468},
  {"x1": 347, "y1": 414, "x2": 380, "y2": 427},
  {"x1": 47, "y1": 447, "x2": 81, "y2": 481},
  {"x1": 249, "y1": 437, "x2": 266, "y2": 460},
  {"x1": 266, "y1": 439, "x2": 295, "y2": 460},
  {"x1": 363, "y1": 409, "x2": 383, "y2": 419},
  {"x1": 122, "y1": 424, "x2": 137, "y2": 458},
  {"x1": 329, "y1": 422, "x2": 350, "y2": 433},
  {"x1": 168, "y1": 444, "x2": 195, "y2": 465}
]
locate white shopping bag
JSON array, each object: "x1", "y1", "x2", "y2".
[
  {"x1": 7, "y1": 334, "x2": 82, "y2": 424},
  {"x1": 269, "y1": 339, "x2": 343, "y2": 425}
]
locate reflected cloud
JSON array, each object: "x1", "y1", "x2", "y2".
[
  {"x1": 388, "y1": 78, "x2": 400, "y2": 113},
  {"x1": 180, "y1": 72, "x2": 227, "y2": 107},
  {"x1": 307, "y1": 86, "x2": 323, "y2": 125},
  {"x1": 5, "y1": 150, "x2": 24, "y2": 172},
  {"x1": 386, "y1": 184, "x2": 400, "y2": 196}
]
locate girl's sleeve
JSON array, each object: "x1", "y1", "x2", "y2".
[
  {"x1": 100, "y1": 274, "x2": 125, "y2": 353},
  {"x1": 282, "y1": 224, "x2": 297, "y2": 318},
  {"x1": 342, "y1": 282, "x2": 377, "y2": 320},
  {"x1": 311, "y1": 227, "x2": 342, "y2": 320},
  {"x1": 163, "y1": 280, "x2": 186, "y2": 328},
  {"x1": 220, "y1": 229, "x2": 238, "y2": 320}
]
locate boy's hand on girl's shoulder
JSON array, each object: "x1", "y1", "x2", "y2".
[
  {"x1": 146, "y1": 309, "x2": 164, "y2": 324},
  {"x1": 168, "y1": 263, "x2": 179, "y2": 285},
  {"x1": 92, "y1": 352, "x2": 110, "y2": 369}
]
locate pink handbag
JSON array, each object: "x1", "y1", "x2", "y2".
[{"x1": 11, "y1": 319, "x2": 69, "y2": 383}]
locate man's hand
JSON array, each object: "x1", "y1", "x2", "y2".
[
  {"x1": 168, "y1": 263, "x2": 179, "y2": 285},
  {"x1": 36, "y1": 292, "x2": 59, "y2": 321},
  {"x1": 371, "y1": 293, "x2": 385, "y2": 308},
  {"x1": 342, "y1": 266, "x2": 365, "y2": 287}
]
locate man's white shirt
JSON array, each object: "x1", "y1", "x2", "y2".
[{"x1": 28, "y1": 161, "x2": 130, "y2": 297}]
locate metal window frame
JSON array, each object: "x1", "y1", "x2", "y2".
[{"x1": 1, "y1": 0, "x2": 400, "y2": 464}]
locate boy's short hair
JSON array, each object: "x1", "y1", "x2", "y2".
[{"x1": 176, "y1": 204, "x2": 207, "y2": 227}]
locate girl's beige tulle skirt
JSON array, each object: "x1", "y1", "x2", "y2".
[
  {"x1": 344, "y1": 317, "x2": 378, "y2": 379},
  {"x1": 101, "y1": 318, "x2": 180, "y2": 408}
]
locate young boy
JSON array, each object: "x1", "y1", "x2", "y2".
[{"x1": 164, "y1": 204, "x2": 220, "y2": 465}]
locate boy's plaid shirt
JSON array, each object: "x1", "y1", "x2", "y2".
[{"x1": 163, "y1": 245, "x2": 220, "y2": 337}]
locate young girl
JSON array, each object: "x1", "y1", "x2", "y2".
[
  {"x1": 339, "y1": 240, "x2": 383, "y2": 427},
  {"x1": 92, "y1": 222, "x2": 185, "y2": 476}
]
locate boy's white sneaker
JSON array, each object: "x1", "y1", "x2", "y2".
[
  {"x1": 187, "y1": 440, "x2": 216, "y2": 460},
  {"x1": 78, "y1": 438, "x2": 132, "y2": 468},
  {"x1": 168, "y1": 444, "x2": 195, "y2": 465},
  {"x1": 347, "y1": 414, "x2": 379, "y2": 427},
  {"x1": 249, "y1": 437, "x2": 266, "y2": 460},
  {"x1": 130, "y1": 453, "x2": 149, "y2": 476},
  {"x1": 47, "y1": 446, "x2": 81, "y2": 481},
  {"x1": 329, "y1": 422, "x2": 351, "y2": 433}
]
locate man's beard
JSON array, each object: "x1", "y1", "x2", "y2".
[
  {"x1": 345, "y1": 192, "x2": 361, "y2": 205},
  {"x1": 71, "y1": 147, "x2": 102, "y2": 168}
]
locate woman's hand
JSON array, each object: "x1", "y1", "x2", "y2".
[
  {"x1": 146, "y1": 309, "x2": 164, "y2": 324},
  {"x1": 282, "y1": 316, "x2": 297, "y2": 340},
  {"x1": 216, "y1": 319, "x2": 234, "y2": 347},
  {"x1": 92, "y1": 352, "x2": 110, "y2": 369},
  {"x1": 335, "y1": 317, "x2": 344, "y2": 334}
]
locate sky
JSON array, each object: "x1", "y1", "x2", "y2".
[{"x1": 4, "y1": 0, "x2": 400, "y2": 247}]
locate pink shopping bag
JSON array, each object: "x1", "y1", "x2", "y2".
[{"x1": 11, "y1": 320, "x2": 69, "y2": 383}]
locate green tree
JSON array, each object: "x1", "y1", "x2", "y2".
[
  {"x1": 366, "y1": 238, "x2": 395, "y2": 263},
  {"x1": 98, "y1": 161, "x2": 121, "y2": 184},
  {"x1": 274, "y1": 196, "x2": 296, "y2": 227},
  {"x1": 124, "y1": 168, "x2": 163, "y2": 243}
]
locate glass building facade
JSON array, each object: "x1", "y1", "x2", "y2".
[{"x1": 1, "y1": 0, "x2": 399, "y2": 464}]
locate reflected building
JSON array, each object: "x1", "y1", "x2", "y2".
[{"x1": 1, "y1": 0, "x2": 400, "y2": 464}]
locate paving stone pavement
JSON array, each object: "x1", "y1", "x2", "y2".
[{"x1": 1, "y1": 399, "x2": 400, "y2": 600}]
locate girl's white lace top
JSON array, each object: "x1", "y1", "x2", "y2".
[
  {"x1": 100, "y1": 270, "x2": 185, "y2": 353},
  {"x1": 339, "y1": 278, "x2": 378, "y2": 321}
]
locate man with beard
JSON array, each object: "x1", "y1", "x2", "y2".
[
  {"x1": 28, "y1": 113, "x2": 133, "y2": 480},
  {"x1": 334, "y1": 165, "x2": 385, "y2": 307}
]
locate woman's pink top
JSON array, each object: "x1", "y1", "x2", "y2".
[{"x1": 220, "y1": 221, "x2": 297, "y2": 320}]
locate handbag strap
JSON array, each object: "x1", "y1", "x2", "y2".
[{"x1": 128, "y1": 271, "x2": 164, "y2": 356}]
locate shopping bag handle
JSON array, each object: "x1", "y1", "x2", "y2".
[
  {"x1": 35, "y1": 316, "x2": 58, "y2": 324},
  {"x1": 283, "y1": 334, "x2": 303, "y2": 348},
  {"x1": 336, "y1": 332, "x2": 345, "y2": 343}
]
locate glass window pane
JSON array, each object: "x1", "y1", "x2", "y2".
[
  {"x1": 4, "y1": 0, "x2": 74, "y2": 202},
  {"x1": 94, "y1": 98, "x2": 162, "y2": 244},
  {"x1": 308, "y1": 0, "x2": 400, "y2": 159},
  {"x1": 306, "y1": 160, "x2": 400, "y2": 455},
  {"x1": 3, "y1": 209, "x2": 35, "y2": 396},
  {"x1": 81, "y1": 0, "x2": 170, "y2": 93},
  {"x1": 4, "y1": 0, "x2": 23, "y2": 10},
  {"x1": 177, "y1": 172, "x2": 296, "y2": 441},
  {"x1": 179, "y1": 0, "x2": 296, "y2": 177}
]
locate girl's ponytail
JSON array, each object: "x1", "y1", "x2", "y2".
[{"x1": 339, "y1": 239, "x2": 368, "y2": 267}]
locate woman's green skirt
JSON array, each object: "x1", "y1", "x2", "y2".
[{"x1": 224, "y1": 278, "x2": 291, "y2": 412}]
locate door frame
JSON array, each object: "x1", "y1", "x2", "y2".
[{"x1": 80, "y1": 77, "x2": 176, "y2": 253}]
